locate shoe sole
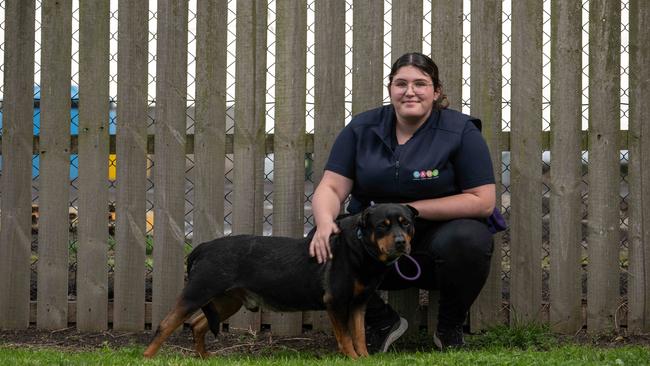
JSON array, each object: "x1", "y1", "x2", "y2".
[
  {"x1": 433, "y1": 331, "x2": 443, "y2": 351},
  {"x1": 379, "y1": 317, "x2": 408, "y2": 353},
  {"x1": 433, "y1": 331, "x2": 465, "y2": 351}
]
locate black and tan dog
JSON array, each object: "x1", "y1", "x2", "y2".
[{"x1": 143, "y1": 203, "x2": 417, "y2": 359}]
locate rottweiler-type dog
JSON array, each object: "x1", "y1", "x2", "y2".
[{"x1": 143, "y1": 203, "x2": 417, "y2": 359}]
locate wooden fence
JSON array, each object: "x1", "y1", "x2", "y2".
[{"x1": 1, "y1": 0, "x2": 649, "y2": 337}]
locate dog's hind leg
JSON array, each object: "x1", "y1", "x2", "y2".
[
  {"x1": 190, "y1": 314, "x2": 210, "y2": 358},
  {"x1": 143, "y1": 298, "x2": 198, "y2": 358},
  {"x1": 191, "y1": 295, "x2": 243, "y2": 358}
]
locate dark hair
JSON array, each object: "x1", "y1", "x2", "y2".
[{"x1": 388, "y1": 52, "x2": 449, "y2": 109}]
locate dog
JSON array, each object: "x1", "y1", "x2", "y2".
[{"x1": 143, "y1": 203, "x2": 417, "y2": 359}]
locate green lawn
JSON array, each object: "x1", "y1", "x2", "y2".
[
  {"x1": 1, "y1": 345, "x2": 649, "y2": 366},
  {"x1": 2, "y1": 325, "x2": 649, "y2": 365}
]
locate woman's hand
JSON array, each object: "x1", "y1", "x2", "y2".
[
  {"x1": 309, "y1": 220, "x2": 340, "y2": 264},
  {"x1": 310, "y1": 170, "x2": 353, "y2": 264}
]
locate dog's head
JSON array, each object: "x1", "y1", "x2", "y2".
[{"x1": 357, "y1": 203, "x2": 418, "y2": 264}]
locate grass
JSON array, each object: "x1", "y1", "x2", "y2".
[
  {"x1": 2, "y1": 345, "x2": 649, "y2": 366},
  {"x1": 2, "y1": 325, "x2": 650, "y2": 366}
]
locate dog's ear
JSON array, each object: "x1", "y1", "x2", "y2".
[
  {"x1": 358, "y1": 206, "x2": 373, "y2": 228},
  {"x1": 405, "y1": 204, "x2": 419, "y2": 218}
]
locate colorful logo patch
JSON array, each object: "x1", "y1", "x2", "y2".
[{"x1": 412, "y1": 169, "x2": 439, "y2": 180}]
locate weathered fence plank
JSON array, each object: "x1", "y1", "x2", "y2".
[
  {"x1": 310, "y1": 0, "x2": 346, "y2": 333},
  {"x1": 232, "y1": 0, "x2": 267, "y2": 237},
  {"x1": 387, "y1": 1, "x2": 423, "y2": 338},
  {"x1": 586, "y1": 0, "x2": 621, "y2": 334},
  {"x1": 37, "y1": 0, "x2": 72, "y2": 330},
  {"x1": 273, "y1": 0, "x2": 307, "y2": 240},
  {"x1": 352, "y1": 0, "x2": 383, "y2": 115},
  {"x1": 193, "y1": 0, "x2": 227, "y2": 245},
  {"x1": 510, "y1": 0, "x2": 543, "y2": 325},
  {"x1": 267, "y1": 0, "x2": 307, "y2": 336},
  {"x1": 313, "y1": 0, "x2": 345, "y2": 187},
  {"x1": 151, "y1": 0, "x2": 188, "y2": 328},
  {"x1": 469, "y1": 0, "x2": 502, "y2": 331},
  {"x1": 549, "y1": 0, "x2": 583, "y2": 334},
  {"x1": 391, "y1": 0, "x2": 422, "y2": 60},
  {"x1": 76, "y1": 0, "x2": 110, "y2": 331},
  {"x1": 0, "y1": 0, "x2": 35, "y2": 330},
  {"x1": 429, "y1": 0, "x2": 463, "y2": 333},
  {"x1": 431, "y1": 0, "x2": 463, "y2": 109},
  {"x1": 627, "y1": 0, "x2": 650, "y2": 333},
  {"x1": 229, "y1": 0, "x2": 267, "y2": 332},
  {"x1": 113, "y1": 0, "x2": 149, "y2": 331}
]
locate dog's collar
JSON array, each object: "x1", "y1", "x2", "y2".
[{"x1": 356, "y1": 228, "x2": 399, "y2": 266}]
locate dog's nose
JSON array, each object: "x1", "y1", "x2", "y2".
[{"x1": 394, "y1": 235, "x2": 406, "y2": 252}]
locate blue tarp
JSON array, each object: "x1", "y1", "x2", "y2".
[{"x1": 0, "y1": 85, "x2": 116, "y2": 179}]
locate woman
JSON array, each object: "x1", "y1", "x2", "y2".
[{"x1": 309, "y1": 52, "x2": 499, "y2": 353}]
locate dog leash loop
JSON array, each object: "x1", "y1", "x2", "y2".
[{"x1": 394, "y1": 254, "x2": 421, "y2": 281}]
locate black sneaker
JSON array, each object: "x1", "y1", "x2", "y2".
[
  {"x1": 366, "y1": 316, "x2": 408, "y2": 354},
  {"x1": 433, "y1": 324, "x2": 465, "y2": 351}
]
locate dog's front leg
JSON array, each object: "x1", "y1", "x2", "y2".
[
  {"x1": 326, "y1": 309, "x2": 359, "y2": 359},
  {"x1": 349, "y1": 304, "x2": 369, "y2": 357}
]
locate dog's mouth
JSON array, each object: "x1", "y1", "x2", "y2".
[
  {"x1": 377, "y1": 236, "x2": 411, "y2": 263},
  {"x1": 388, "y1": 246, "x2": 410, "y2": 259}
]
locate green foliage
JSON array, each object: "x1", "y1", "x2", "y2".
[{"x1": 466, "y1": 323, "x2": 558, "y2": 351}]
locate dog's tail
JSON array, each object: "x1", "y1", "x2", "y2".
[{"x1": 186, "y1": 243, "x2": 204, "y2": 278}]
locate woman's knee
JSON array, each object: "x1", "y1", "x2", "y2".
[{"x1": 431, "y1": 219, "x2": 494, "y2": 261}]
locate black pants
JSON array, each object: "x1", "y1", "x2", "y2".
[{"x1": 365, "y1": 218, "x2": 494, "y2": 329}]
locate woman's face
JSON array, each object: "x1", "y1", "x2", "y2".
[{"x1": 388, "y1": 65, "x2": 441, "y2": 125}]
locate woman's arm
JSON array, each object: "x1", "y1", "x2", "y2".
[
  {"x1": 310, "y1": 170, "x2": 354, "y2": 263},
  {"x1": 407, "y1": 183, "x2": 496, "y2": 221}
]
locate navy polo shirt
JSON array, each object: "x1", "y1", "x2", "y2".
[{"x1": 325, "y1": 105, "x2": 495, "y2": 214}]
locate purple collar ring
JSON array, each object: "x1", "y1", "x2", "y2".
[{"x1": 395, "y1": 254, "x2": 421, "y2": 281}]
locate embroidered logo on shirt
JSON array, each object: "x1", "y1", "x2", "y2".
[{"x1": 412, "y1": 169, "x2": 439, "y2": 180}]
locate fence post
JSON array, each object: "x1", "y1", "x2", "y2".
[
  {"x1": 431, "y1": 0, "x2": 463, "y2": 110},
  {"x1": 310, "y1": 0, "x2": 346, "y2": 333},
  {"x1": 549, "y1": 0, "x2": 583, "y2": 334},
  {"x1": 386, "y1": 0, "x2": 423, "y2": 337},
  {"x1": 229, "y1": 0, "x2": 267, "y2": 332},
  {"x1": 269, "y1": 0, "x2": 307, "y2": 336},
  {"x1": 586, "y1": 0, "x2": 621, "y2": 334},
  {"x1": 77, "y1": 0, "x2": 110, "y2": 331},
  {"x1": 352, "y1": 0, "x2": 383, "y2": 115},
  {"x1": 625, "y1": 0, "x2": 649, "y2": 334},
  {"x1": 193, "y1": 0, "x2": 228, "y2": 246},
  {"x1": 0, "y1": 0, "x2": 35, "y2": 330},
  {"x1": 37, "y1": 0, "x2": 73, "y2": 330},
  {"x1": 151, "y1": 0, "x2": 189, "y2": 329},
  {"x1": 113, "y1": 0, "x2": 149, "y2": 331},
  {"x1": 509, "y1": 0, "x2": 543, "y2": 325},
  {"x1": 429, "y1": 0, "x2": 463, "y2": 334},
  {"x1": 469, "y1": 0, "x2": 502, "y2": 331}
]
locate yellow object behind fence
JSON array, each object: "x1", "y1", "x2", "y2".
[{"x1": 109, "y1": 154, "x2": 117, "y2": 181}]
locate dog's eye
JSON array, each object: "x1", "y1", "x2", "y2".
[{"x1": 398, "y1": 217, "x2": 411, "y2": 228}]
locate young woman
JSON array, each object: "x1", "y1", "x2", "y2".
[{"x1": 309, "y1": 52, "x2": 498, "y2": 353}]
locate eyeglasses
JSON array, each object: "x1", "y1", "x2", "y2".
[{"x1": 391, "y1": 80, "x2": 433, "y2": 94}]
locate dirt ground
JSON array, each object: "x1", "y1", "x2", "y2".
[
  {"x1": 2, "y1": 326, "x2": 650, "y2": 357},
  {"x1": 0, "y1": 326, "x2": 340, "y2": 357}
]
